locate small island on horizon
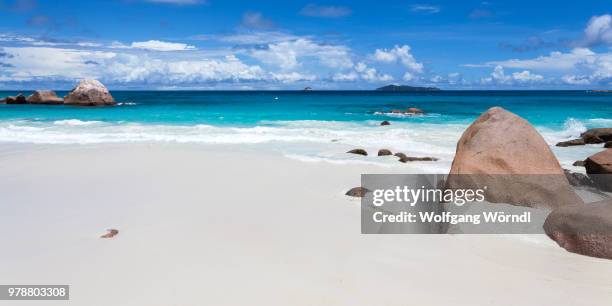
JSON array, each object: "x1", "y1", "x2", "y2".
[{"x1": 375, "y1": 84, "x2": 442, "y2": 92}]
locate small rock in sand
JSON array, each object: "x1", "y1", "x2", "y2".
[
  {"x1": 345, "y1": 187, "x2": 369, "y2": 198},
  {"x1": 347, "y1": 148, "x2": 368, "y2": 156},
  {"x1": 100, "y1": 229, "x2": 119, "y2": 239}
]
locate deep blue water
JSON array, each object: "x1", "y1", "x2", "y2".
[{"x1": 1, "y1": 91, "x2": 611, "y2": 129}]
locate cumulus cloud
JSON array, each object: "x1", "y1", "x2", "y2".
[
  {"x1": 410, "y1": 5, "x2": 440, "y2": 14},
  {"x1": 245, "y1": 38, "x2": 353, "y2": 70},
  {"x1": 481, "y1": 65, "x2": 544, "y2": 85},
  {"x1": 489, "y1": 48, "x2": 598, "y2": 71},
  {"x1": 333, "y1": 62, "x2": 392, "y2": 82},
  {"x1": 372, "y1": 45, "x2": 424, "y2": 73},
  {"x1": 271, "y1": 72, "x2": 316, "y2": 83},
  {"x1": 582, "y1": 14, "x2": 612, "y2": 47},
  {"x1": 300, "y1": 4, "x2": 351, "y2": 18},
  {"x1": 127, "y1": 40, "x2": 196, "y2": 51}
]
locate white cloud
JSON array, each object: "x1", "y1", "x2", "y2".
[
  {"x1": 300, "y1": 4, "x2": 351, "y2": 18},
  {"x1": 372, "y1": 45, "x2": 424, "y2": 73},
  {"x1": 481, "y1": 65, "x2": 544, "y2": 85},
  {"x1": 271, "y1": 72, "x2": 316, "y2": 83},
  {"x1": 128, "y1": 40, "x2": 196, "y2": 51},
  {"x1": 410, "y1": 5, "x2": 441, "y2": 14},
  {"x1": 246, "y1": 38, "x2": 353, "y2": 69},
  {"x1": 489, "y1": 48, "x2": 597, "y2": 71},
  {"x1": 403, "y1": 72, "x2": 415, "y2": 81},
  {"x1": 582, "y1": 14, "x2": 612, "y2": 47},
  {"x1": 333, "y1": 62, "x2": 392, "y2": 82}
]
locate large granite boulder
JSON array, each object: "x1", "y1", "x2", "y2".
[
  {"x1": 26, "y1": 90, "x2": 63, "y2": 105},
  {"x1": 584, "y1": 149, "x2": 612, "y2": 191},
  {"x1": 446, "y1": 107, "x2": 582, "y2": 209},
  {"x1": 581, "y1": 128, "x2": 612, "y2": 144},
  {"x1": 5, "y1": 93, "x2": 27, "y2": 104},
  {"x1": 64, "y1": 79, "x2": 115, "y2": 106},
  {"x1": 544, "y1": 199, "x2": 612, "y2": 259}
]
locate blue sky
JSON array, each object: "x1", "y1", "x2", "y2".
[{"x1": 0, "y1": 0, "x2": 610, "y2": 89}]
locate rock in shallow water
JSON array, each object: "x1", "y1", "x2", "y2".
[
  {"x1": 398, "y1": 156, "x2": 438, "y2": 162},
  {"x1": 347, "y1": 148, "x2": 367, "y2": 156},
  {"x1": 573, "y1": 160, "x2": 586, "y2": 167},
  {"x1": 100, "y1": 229, "x2": 119, "y2": 239},
  {"x1": 380, "y1": 120, "x2": 391, "y2": 126},
  {"x1": 5, "y1": 94, "x2": 26, "y2": 104},
  {"x1": 581, "y1": 128, "x2": 612, "y2": 144},
  {"x1": 446, "y1": 107, "x2": 582, "y2": 209},
  {"x1": 27, "y1": 90, "x2": 63, "y2": 105},
  {"x1": 544, "y1": 199, "x2": 612, "y2": 260},
  {"x1": 585, "y1": 149, "x2": 612, "y2": 191},
  {"x1": 64, "y1": 79, "x2": 115, "y2": 106}
]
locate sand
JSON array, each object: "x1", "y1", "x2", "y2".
[{"x1": 0, "y1": 143, "x2": 611, "y2": 306}]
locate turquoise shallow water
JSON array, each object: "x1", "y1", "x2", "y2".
[
  {"x1": 1, "y1": 91, "x2": 611, "y2": 128},
  {"x1": 0, "y1": 90, "x2": 610, "y2": 172}
]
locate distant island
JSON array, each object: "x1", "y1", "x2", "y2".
[{"x1": 376, "y1": 85, "x2": 441, "y2": 92}]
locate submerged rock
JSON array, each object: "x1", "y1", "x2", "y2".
[
  {"x1": 27, "y1": 90, "x2": 63, "y2": 104},
  {"x1": 64, "y1": 79, "x2": 115, "y2": 106},
  {"x1": 556, "y1": 138, "x2": 585, "y2": 147},
  {"x1": 585, "y1": 149, "x2": 612, "y2": 191},
  {"x1": 378, "y1": 149, "x2": 392, "y2": 156},
  {"x1": 380, "y1": 120, "x2": 391, "y2": 126},
  {"x1": 345, "y1": 187, "x2": 369, "y2": 198},
  {"x1": 405, "y1": 107, "x2": 424, "y2": 114},
  {"x1": 544, "y1": 199, "x2": 612, "y2": 260},
  {"x1": 347, "y1": 148, "x2": 368, "y2": 156},
  {"x1": 446, "y1": 107, "x2": 582, "y2": 209}
]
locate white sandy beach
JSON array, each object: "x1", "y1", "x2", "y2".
[{"x1": 1, "y1": 143, "x2": 612, "y2": 306}]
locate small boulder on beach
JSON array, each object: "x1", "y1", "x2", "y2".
[
  {"x1": 26, "y1": 90, "x2": 64, "y2": 105},
  {"x1": 399, "y1": 156, "x2": 438, "y2": 162},
  {"x1": 544, "y1": 199, "x2": 612, "y2": 259},
  {"x1": 380, "y1": 120, "x2": 391, "y2": 126},
  {"x1": 563, "y1": 169, "x2": 594, "y2": 187},
  {"x1": 378, "y1": 149, "x2": 392, "y2": 156},
  {"x1": 584, "y1": 149, "x2": 612, "y2": 191},
  {"x1": 581, "y1": 128, "x2": 612, "y2": 144},
  {"x1": 100, "y1": 229, "x2": 119, "y2": 239},
  {"x1": 605, "y1": 141, "x2": 612, "y2": 148},
  {"x1": 446, "y1": 107, "x2": 582, "y2": 209},
  {"x1": 573, "y1": 160, "x2": 586, "y2": 167},
  {"x1": 345, "y1": 187, "x2": 369, "y2": 198},
  {"x1": 556, "y1": 138, "x2": 585, "y2": 147},
  {"x1": 347, "y1": 149, "x2": 368, "y2": 156},
  {"x1": 64, "y1": 79, "x2": 115, "y2": 106},
  {"x1": 394, "y1": 152, "x2": 407, "y2": 159}
]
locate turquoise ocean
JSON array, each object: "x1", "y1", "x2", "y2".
[{"x1": 1, "y1": 90, "x2": 611, "y2": 172}]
